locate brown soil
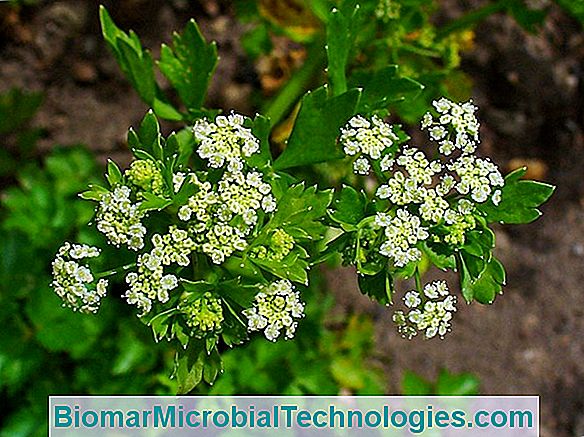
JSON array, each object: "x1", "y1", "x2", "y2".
[{"x1": 1, "y1": 1, "x2": 583, "y2": 436}]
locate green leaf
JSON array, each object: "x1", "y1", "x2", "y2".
[
  {"x1": 250, "y1": 252, "x2": 310, "y2": 285},
  {"x1": 401, "y1": 370, "x2": 432, "y2": 395},
  {"x1": 477, "y1": 171, "x2": 555, "y2": 224},
  {"x1": 158, "y1": 19, "x2": 218, "y2": 112},
  {"x1": 138, "y1": 192, "x2": 173, "y2": 211},
  {"x1": 79, "y1": 184, "x2": 109, "y2": 201},
  {"x1": 99, "y1": 6, "x2": 182, "y2": 121},
  {"x1": 218, "y1": 280, "x2": 258, "y2": 309},
  {"x1": 138, "y1": 110, "x2": 161, "y2": 152},
  {"x1": 350, "y1": 66, "x2": 424, "y2": 113},
  {"x1": 422, "y1": 242, "x2": 456, "y2": 270},
  {"x1": 116, "y1": 38, "x2": 157, "y2": 103},
  {"x1": 459, "y1": 255, "x2": 506, "y2": 304},
  {"x1": 246, "y1": 115, "x2": 273, "y2": 169},
  {"x1": 326, "y1": 1, "x2": 360, "y2": 95},
  {"x1": 357, "y1": 269, "x2": 393, "y2": 305},
  {"x1": 273, "y1": 87, "x2": 361, "y2": 169},
  {"x1": 147, "y1": 308, "x2": 178, "y2": 342},
  {"x1": 266, "y1": 183, "x2": 333, "y2": 242},
  {"x1": 436, "y1": 369, "x2": 480, "y2": 395},
  {"x1": 105, "y1": 160, "x2": 123, "y2": 187},
  {"x1": 329, "y1": 185, "x2": 367, "y2": 226},
  {"x1": 203, "y1": 348, "x2": 223, "y2": 385},
  {"x1": 507, "y1": 0, "x2": 547, "y2": 33},
  {"x1": 166, "y1": 128, "x2": 195, "y2": 166},
  {"x1": 174, "y1": 341, "x2": 206, "y2": 393}
]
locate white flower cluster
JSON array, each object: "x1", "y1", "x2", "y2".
[
  {"x1": 376, "y1": 209, "x2": 429, "y2": 267},
  {"x1": 422, "y1": 98, "x2": 480, "y2": 155},
  {"x1": 96, "y1": 185, "x2": 146, "y2": 251},
  {"x1": 178, "y1": 170, "x2": 276, "y2": 264},
  {"x1": 340, "y1": 115, "x2": 399, "y2": 175},
  {"x1": 376, "y1": 148, "x2": 443, "y2": 206},
  {"x1": 342, "y1": 98, "x2": 505, "y2": 258},
  {"x1": 393, "y1": 280, "x2": 457, "y2": 339},
  {"x1": 124, "y1": 227, "x2": 187, "y2": 315},
  {"x1": 193, "y1": 113, "x2": 260, "y2": 169},
  {"x1": 448, "y1": 155, "x2": 504, "y2": 203},
  {"x1": 243, "y1": 280, "x2": 305, "y2": 342},
  {"x1": 51, "y1": 242, "x2": 108, "y2": 314}
]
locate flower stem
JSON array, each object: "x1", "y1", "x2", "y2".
[
  {"x1": 96, "y1": 263, "x2": 136, "y2": 279},
  {"x1": 415, "y1": 266, "x2": 422, "y2": 293}
]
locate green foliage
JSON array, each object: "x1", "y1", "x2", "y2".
[
  {"x1": 274, "y1": 86, "x2": 361, "y2": 169},
  {"x1": 0, "y1": 147, "x2": 175, "y2": 436},
  {"x1": 31, "y1": 4, "x2": 555, "y2": 397},
  {"x1": 158, "y1": 20, "x2": 218, "y2": 115},
  {"x1": 477, "y1": 167, "x2": 555, "y2": 224},
  {"x1": 203, "y1": 302, "x2": 385, "y2": 395},
  {"x1": 99, "y1": 6, "x2": 217, "y2": 121},
  {"x1": 556, "y1": 0, "x2": 584, "y2": 23},
  {"x1": 401, "y1": 369, "x2": 480, "y2": 395},
  {"x1": 326, "y1": 1, "x2": 360, "y2": 96}
]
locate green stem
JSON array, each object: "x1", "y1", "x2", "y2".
[
  {"x1": 262, "y1": 39, "x2": 326, "y2": 128},
  {"x1": 437, "y1": 0, "x2": 510, "y2": 39},
  {"x1": 414, "y1": 266, "x2": 422, "y2": 293},
  {"x1": 96, "y1": 263, "x2": 136, "y2": 279}
]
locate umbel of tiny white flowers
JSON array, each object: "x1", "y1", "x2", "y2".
[
  {"x1": 51, "y1": 242, "x2": 108, "y2": 314},
  {"x1": 123, "y1": 226, "x2": 187, "y2": 315},
  {"x1": 243, "y1": 279, "x2": 305, "y2": 341},
  {"x1": 95, "y1": 185, "x2": 147, "y2": 251},
  {"x1": 193, "y1": 112, "x2": 260, "y2": 169},
  {"x1": 340, "y1": 114, "x2": 399, "y2": 176},
  {"x1": 340, "y1": 98, "x2": 505, "y2": 268},
  {"x1": 393, "y1": 280, "x2": 457, "y2": 339}
]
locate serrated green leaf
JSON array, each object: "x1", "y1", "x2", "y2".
[
  {"x1": 99, "y1": 6, "x2": 182, "y2": 120},
  {"x1": 459, "y1": 255, "x2": 506, "y2": 304},
  {"x1": 79, "y1": 184, "x2": 108, "y2": 201},
  {"x1": 158, "y1": 19, "x2": 218, "y2": 112},
  {"x1": 138, "y1": 110, "x2": 161, "y2": 151},
  {"x1": 203, "y1": 348, "x2": 223, "y2": 385},
  {"x1": 175, "y1": 341, "x2": 206, "y2": 393},
  {"x1": 116, "y1": 38, "x2": 157, "y2": 104},
  {"x1": 273, "y1": 87, "x2": 361, "y2": 169},
  {"x1": 350, "y1": 66, "x2": 424, "y2": 113},
  {"x1": 478, "y1": 173, "x2": 555, "y2": 224},
  {"x1": 357, "y1": 269, "x2": 393, "y2": 305},
  {"x1": 330, "y1": 185, "x2": 367, "y2": 225},
  {"x1": 250, "y1": 252, "x2": 310, "y2": 285}
]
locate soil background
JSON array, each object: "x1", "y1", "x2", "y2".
[{"x1": 1, "y1": 1, "x2": 583, "y2": 436}]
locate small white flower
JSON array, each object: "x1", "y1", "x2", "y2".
[
  {"x1": 404, "y1": 291, "x2": 421, "y2": 308},
  {"x1": 353, "y1": 157, "x2": 371, "y2": 175},
  {"x1": 492, "y1": 189, "x2": 502, "y2": 206},
  {"x1": 244, "y1": 280, "x2": 305, "y2": 342}
]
